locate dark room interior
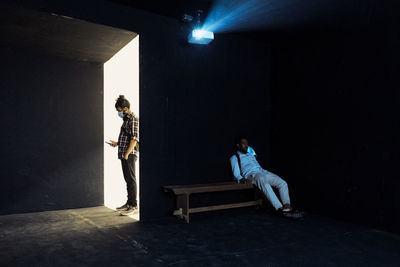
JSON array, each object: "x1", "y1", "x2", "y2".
[{"x1": 0, "y1": 0, "x2": 399, "y2": 266}]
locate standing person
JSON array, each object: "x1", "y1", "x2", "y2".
[{"x1": 107, "y1": 95, "x2": 139, "y2": 216}]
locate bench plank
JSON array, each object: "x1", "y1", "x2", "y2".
[
  {"x1": 164, "y1": 182, "x2": 237, "y2": 189},
  {"x1": 163, "y1": 182, "x2": 254, "y2": 195},
  {"x1": 189, "y1": 200, "x2": 262, "y2": 213}
]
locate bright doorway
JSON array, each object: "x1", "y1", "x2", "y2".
[{"x1": 104, "y1": 36, "x2": 140, "y2": 220}]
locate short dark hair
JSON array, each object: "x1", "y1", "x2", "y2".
[
  {"x1": 115, "y1": 95, "x2": 130, "y2": 109},
  {"x1": 234, "y1": 135, "x2": 248, "y2": 145}
]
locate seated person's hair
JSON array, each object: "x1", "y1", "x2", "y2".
[{"x1": 234, "y1": 135, "x2": 247, "y2": 145}]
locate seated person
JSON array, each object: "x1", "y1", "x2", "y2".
[{"x1": 230, "y1": 136, "x2": 302, "y2": 218}]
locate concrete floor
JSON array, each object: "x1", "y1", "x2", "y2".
[{"x1": 0, "y1": 206, "x2": 399, "y2": 267}]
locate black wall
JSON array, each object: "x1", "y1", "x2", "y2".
[
  {"x1": 1, "y1": 1, "x2": 271, "y2": 219},
  {"x1": 0, "y1": 47, "x2": 103, "y2": 214},
  {"x1": 139, "y1": 23, "x2": 271, "y2": 219},
  {"x1": 271, "y1": 23, "x2": 400, "y2": 233}
]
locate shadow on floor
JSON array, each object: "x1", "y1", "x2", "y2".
[{"x1": 0, "y1": 206, "x2": 399, "y2": 266}]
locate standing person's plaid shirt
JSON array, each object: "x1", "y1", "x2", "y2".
[{"x1": 118, "y1": 113, "x2": 139, "y2": 159}]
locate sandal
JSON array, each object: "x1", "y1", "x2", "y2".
[
  {"x1": 281, "y1": 210, "x2": 304, "y2": 220},
  {"x1": 281, "y1": 203, "x2": 292, "y2": 212}
]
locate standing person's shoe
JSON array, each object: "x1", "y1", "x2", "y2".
[
  {"x1": 119, "y1": 205, "x2": 138, "y2": 216},
  {"x1": 116, "y1": 203, "x2": 130, "y2": 211}
]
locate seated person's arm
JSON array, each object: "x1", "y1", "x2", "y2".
[{"x1": 230, "y1": 156, "x2": 243, "y2": 183}]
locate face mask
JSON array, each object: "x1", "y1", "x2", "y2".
[{"x1": 118, "y1": 111, "x2": 125, "y2": 118}]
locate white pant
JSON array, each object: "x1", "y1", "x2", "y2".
[{"x1": 249, "y1": 170, "x2": 291, "y2": 210}]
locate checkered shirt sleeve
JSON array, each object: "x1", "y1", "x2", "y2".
[{"x1": 131, "y1": 115, "x2": 139, "y2": 142}]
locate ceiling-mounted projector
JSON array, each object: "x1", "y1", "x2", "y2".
[{"x1": 188, "y1": 29, "x2": 214, "y2": 44}]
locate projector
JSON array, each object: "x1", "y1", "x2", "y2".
[{"x1": 188, "y1": 29, "x2": 214, "y2": 45}]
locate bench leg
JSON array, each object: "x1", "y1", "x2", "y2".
[
  {"x1": 176, "y1": 194, "x2": 190, "y2": 223},
  {"x1": 254, "y1": 188, "x2": 263, "y2": 209}
]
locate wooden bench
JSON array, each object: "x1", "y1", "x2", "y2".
[{"x1": 163, "y1": 182, "x2": 263, "y2": 223}]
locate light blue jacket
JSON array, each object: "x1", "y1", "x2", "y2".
[{"x1": 229, "y1": 146, "x2": 262, "y2": 182}]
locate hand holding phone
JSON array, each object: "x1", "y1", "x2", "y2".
[{"x1": 105, "y1": 140, "x2": 117, "y2": 147}]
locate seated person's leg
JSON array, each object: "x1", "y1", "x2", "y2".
[
  {"x1": 262, "y1": 170, "x2": 291, "y2": 210},
  {"x1": 251, "y1": 173, "x2": 283, "y2": 210}
]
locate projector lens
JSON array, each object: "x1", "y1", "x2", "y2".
[{"x1": 188, "y1": 29, "x2": 214, "y2": 44}]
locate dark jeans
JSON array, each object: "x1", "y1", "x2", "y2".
[{"x1": 121, "y1": 154, "x2": 137, "y2": 206}]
